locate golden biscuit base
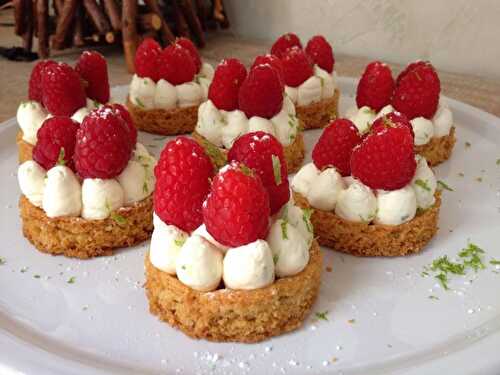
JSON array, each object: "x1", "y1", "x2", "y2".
[
  {"x1": 191, "y1": 131, "x2": 305, "y2": 174},
  {"x1": 19, "y1": 195, "x2": 153, "y2": 259},
  {"x1": 415, "y1": 127, "x2": 456, "y2": 166},
  {"x1": 144, "y1": 240, "x2": 322, "y2": 343},
  {"x1": 296, "y1": 89, "x2": 340, "y2": 130},
  {"x1": 126, "y1": 97, "x2": 198, "y2": 135},
  {"x1": 293, "y1": 191, "x2": 441, "y2": 257},
  {"x1": 17, "y1": 131, "x2": 33, "y2": 164}
]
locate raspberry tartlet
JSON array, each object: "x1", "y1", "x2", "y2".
[
  {"x1": 292, "y1": 116, "x2": 441, "y2": 257},
  {"x1": 193, "y1": 59, "x2": 305, "y2": 173},
  {"x1": 18, "y1": 105, "x2": 156, "y2": 259},
  {"x1": 347, "y1": 60, "x2": 456, "y2": 166},
  {"x1": 126, "y1": 38, "x2": 214, "y2": 135},
  {"x1": 17, "y1": 51, "x2": 111, "y2": 163},
  {"x1": 268, "y1": 33, "x2": 340, "y2": 129},
  {"x1": 145, "y1": 135, "x2": 322, "y2": 342}
]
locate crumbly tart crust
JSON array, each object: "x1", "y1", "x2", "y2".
[
  {"x1": 144, "y1": 240, "x2": 322, "y2": 343},
  {"x1": 293, "y1": 191, "x2": 441, "y2": 257},
  {"x1": 415, "y1": 126, "x2": 456, "y2": 166},
  {"x1": 191, "y1": 131, "x2": 306, "y2": 174},
  {"x1": 19, "y1": 195, "x2": 153, "y2": 259},
  {"x1": 126, "y1": 97, "x2": 198, "y2": 135},
  {"x1": 17, "y1": 131, "x2": 33, "y2": 164},
  {"x1": 296, "y1": 89, "x2": 340, "y2": 130}
]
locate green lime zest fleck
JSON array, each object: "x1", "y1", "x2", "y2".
[
  {"x1": 143, "y1": 181, "x2": 149, "y2": 194},
  {"x1": 496, "y1": 159, "x2": 500, "y2": 166},
  {"x1": 135, "y1": 97, "x2": 145, "y2": 108},
  {"x1": 490, "y1": 259, "x2": 500, "y2": 265},
  {"x1": 273, "y1": 254, "x2": 279, "y2": 265},
  {"x1": 437, "y1": 180, "x2": 454, "y2": 191},
  {"x1": 33, "y1": 274, "x2": 41, "y2": 279},
  {"x1": 57, "y1": 148, "x2": 66, "y2": 166},
  {"x1": 465, "y1": 141, "x2": 471, "y2": 148},
  {"x1": 111, "y1": 212, "x2": 127, "y2": 225},
  {"x1": 315, "y1": 310, "x2": 329, "y2": 321},
  {"x1": 271, "y1": 154, "x2": 282, "y2": 185},
  {"x1": 0, "y1": 257, "x2": 5, "y2": 265},
  {"x1": 428, "y1": 295, "x2": 439, "y2": 300},
  {"x1": 302, "y1": 208, "x2": 314, "y2": 233},
  {"x1": 240, "y1": 164, "x2": 253, "y2": 176},
  {"x1": 415, "y1": 179, "x2": 431, "y2": 192},
  {"x1": 67, "y1": 276, "x2": 76, "y2": 284},
  {"x1": 280, "y1": 219, "x2": 288, "y2": 240},
  {"x1": 459, "y1": 243, "x2": 485, "y2": 272},
  {"x1": 174, "y1": 237, "x2": 186, "y2": 247}
]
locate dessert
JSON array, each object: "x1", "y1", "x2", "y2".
[
  {"x1": 17, "y1": 51, "x2": 111, "y2": 163},
  {"x1": 126, "y1": 38, "x2": 214, "y2": 135},
  {"x1": 347, "y1": 60, "x2": 455, "y2": 166},
  {"x1": 193, "y1": 59, "x2": 305, "y2": 173},
  {"x1": 268, "y1": 33, "x2": 340, "y2": 129},
  {"x1": 145, "y1": 134, "x2": 321, "y2": 342},
  {"x1": 18, "y1": 105, "x2": 156, "y2": 258},
  {"x1": 292, "y1": 116, "x2": 441, "y2": 257}
]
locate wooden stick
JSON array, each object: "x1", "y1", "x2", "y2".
[
  {"x1": 138, "y1": 13, "x2": 162, "y2": 32},
  {"x1": 21, "y1": 0, "x2": 33, "y2": 51},
  {"x1": 179, "y1": 0, "x2": 205, "y2": 47},
  {"x1": 73, "y1": 2, "x2": 85, "y2": 47},
  {"x1": 52, "y1": 0, "x2": 78, "y2": 50},
  {"x1": 122, "y1": 0, "x2": 138, "y2": 73},
  {"x1": 143, "y1": 0, "x2": 175, "y2": 44},
  {"x1": 103, "y1": 0, "x2": 121, "y2": 31},
  {"x1": 53, "y1": 0, "x2": 64, "y2": 15},
  {"x1": 13, "y1": 0, "x2": 25, "y2": 36},
  {"x1": 82, "y1": 0, "x2": 111, "y2": 35},
  {"x1": 36, "y1": 0, "x2": 49, "y2": 58},
  {"x1": 172, "y1": 0, "x2": 190, "y2": 37},
  {"x1": 213, "y1": 0, "x2": 229, "y2": 28}
]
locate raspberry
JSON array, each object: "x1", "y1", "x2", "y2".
[
  {"x1": 251, "y1": 54, "x2": 285, "y2": 86},
  {"x1": 100, "y1": 104, "x2": 137, "y2": 146},
  {"x1": 312, "y1": 119, "x2": 361, "y2": 176},
  {"x1": 228, "y1": 131, "x2": 290, "y2": 214},
  {"x1": 305, "y1": 35, "x2": 335, "y2": 73},
  {"x1": 41, "y1": 62, "x2": 86, "y2": 116},
  {"x1": 392, "y1": 62, "x2": 440, "y2": 119},
  {"x1": 238, "y1": 64, "x2": 283, "y2": 119},
  {"x1": 134, "y1": 38, "x2": 162, "y2": 82},
  {"x1": 270, "y1": 32, "x2": 302, "y2": 58},
  {"x1": 75, "y1": 50, "x2": 110, "y2": 103},
  {"x1": 208, "y1": 58, "x2": 247, "y2": 111},
  {"x1": 157, "y1": 44, "x2": 197, "y2": 85},
  {"x1": 356, "y1": 61, "x2": 395, "y2": 112},
  {"x1": 281, "y1": 46, "x2": 313, "y2": 87},
  {"x1": 32, "y1": 117, "x2": 79, "y2": 171},
  {"x1": 370, "y1": 111, "x2": 414, "y2": 139},
  {"x1": 396, "y1": 61, "x2": 429, "y2": 85},
  {"x1": 28, "y1": 60, "x2": 56, "y2": 102},
  {"x1": 154, "y1": 137, "x2": 214, "y2": 232},
  {"x1": 351, "y1": 125, "x2": 416, "y2": 191},
  {"x1": 203, "y1": 162, "x2": 270, "y2": 247},
  {"x1": 175, "y1": 37, "x2": 202, "y2": 73},
  {"x1": 74, "y1": 108, "x2": 133, "y2": 179}
]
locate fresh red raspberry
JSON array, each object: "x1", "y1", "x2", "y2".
[
  {"x1": 305, "y1": 35, "x2": 335, "y2": 73},
  {"x1": 251, "y1": 54, "x2": 285, "y2": 86},
  {"x1": 32, "y1": 117, "x2": 79, "y2": 171},
  {"x1": 154, "y1": 137, "x2": 214, "y2": 232},
  {"x1": 28, "y1": 60, "x2": 56, "y2": 102},
  {"x1": 100, "y1": 104, "x2": 137, "y2": 146},
  {"x1": 134, "y1": 38, "x2": 162, "y2": 82},
  {"x1": 203, "y1": 161, "x2": 270, "y2": 247},
  {"x1": 392, "y1": 62, "x2": 440, "y2": 119},
  {"x1": 175, "y1": 37, "x2": 202, "y2": 73},
  {"x1": 270, "y1": 32, "x2": 302, "y2": 58},
  {"x1": 41, "y1": 62, "x2": 87, "y2": 116},
  {"x1": 370, "y1": 111, "x2": 414, "y2": 139},
  {"x1": 208, "y1": 58, "x2": 247, "y2": 111},
  {"x1": 356, "y1": 61, "x2": 395, "y2": 112},
  {"x1": 351, "y1": 125, "x2": 416, "y2": 191},
  {"x1": 396, "y1": 61, "x2": 429, "y2": 85},
  {"x1": 238, "y1": 64, "x2": 283, "y2": 119},
  {"x1": 75, "y1": 51, "x2": 110, "y2": 104},
  {"x1": 281, "y1": 46, "x2": 314, "y2": 87},
  {"x1": 157, "y1": 44, "x2": 197, "y2": 85},
  {"x1": 228, "y1": 131, "x2": 290, "y2": 214},
  {"x1": 74, "y1": 108, "x2": 133, "y2": 179},
  {"x1": 312, "y1": 118, "x2": 361, "y2": 176}
]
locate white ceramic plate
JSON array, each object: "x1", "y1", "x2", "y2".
[{"x1": 1, "y1": 78, "x2": 500, "y2": 375}]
